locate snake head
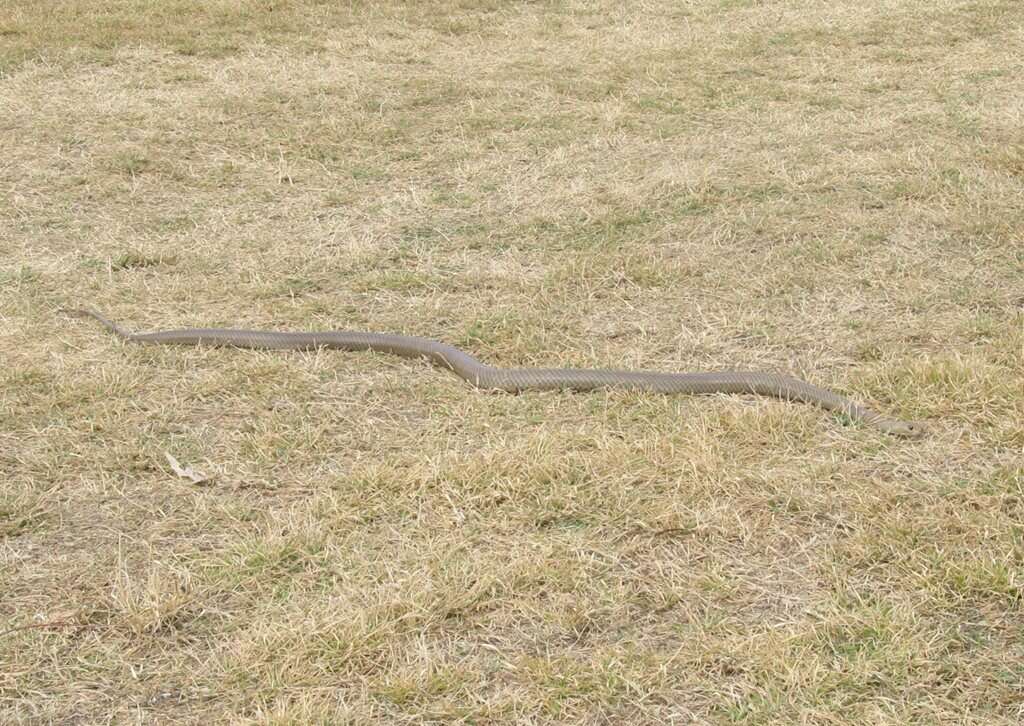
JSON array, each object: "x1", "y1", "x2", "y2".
[{"x1": 879, "y1": 419, "x2": 928, "y2": 438}]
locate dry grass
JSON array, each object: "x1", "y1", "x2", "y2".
[{"x1": 2, "y1": 0, "x2": 1023, "y2": 722}]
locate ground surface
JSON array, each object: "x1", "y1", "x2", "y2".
[{"x1": 2, "y1": 1, "x2": 1023, "y2": 723}]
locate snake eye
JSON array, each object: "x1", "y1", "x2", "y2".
[{"x1": 904, "y1": 422, "x2": 927, "y2": 437}]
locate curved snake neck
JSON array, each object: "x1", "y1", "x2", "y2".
[{"x1": 69, "y1": 308, "x2": 924, "y2": 437}]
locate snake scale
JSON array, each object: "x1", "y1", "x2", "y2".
[{"x1": 70, "y1": 308, "x2": 924, "y2": 437}]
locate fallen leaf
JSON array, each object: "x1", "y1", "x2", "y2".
[{"x1": 164, "y1": 452, "x2": 209, "y2": 485}]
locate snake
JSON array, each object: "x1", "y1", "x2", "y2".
[{"x1": 68, "y1": 308, "x2": 924, "y2": 437}]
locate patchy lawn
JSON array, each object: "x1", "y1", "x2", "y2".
[{"x1": 1, "y1": 0, "x2": 1022, "y2": 722}]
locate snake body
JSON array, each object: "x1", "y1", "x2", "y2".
[{"x1": 71, "y1": 308, "x2": 923, "y2": 437}]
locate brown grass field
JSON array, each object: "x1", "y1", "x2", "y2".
[{"x1": 2, "y1": 1, "x2": 1023, "y2": 723}]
